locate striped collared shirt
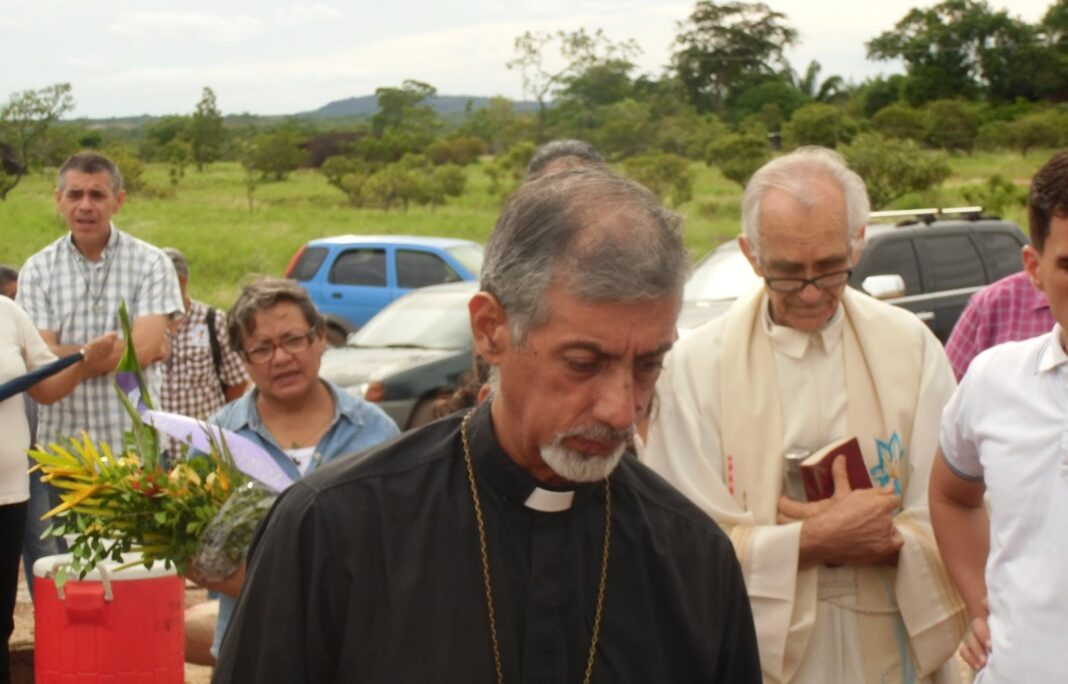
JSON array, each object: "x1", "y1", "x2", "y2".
[
  {"x1": 17, "y1": 225, "x2": 183, "y2": 450},
  {"x1": 160, "y1": 299, "x2": 249, "y2": 455}
]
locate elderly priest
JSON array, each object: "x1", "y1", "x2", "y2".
[{"x1": 212, "y1": 169, "x2": 762, "y2": 683}]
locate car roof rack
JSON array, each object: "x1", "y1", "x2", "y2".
[{"x1": 869, "y1": 206, "x2": 994, "y2": 226}]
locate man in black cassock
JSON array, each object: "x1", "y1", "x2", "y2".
[{"x1": 212, "y1": 169, "x2": 762, "y2": 683}]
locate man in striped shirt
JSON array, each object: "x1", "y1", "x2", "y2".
[
  {"x1": 944, "y1": 270, "x2": 1054, "y2": 381},
  {"x1": 16, "y1": 152, "x2": 183, "y2": 451}
]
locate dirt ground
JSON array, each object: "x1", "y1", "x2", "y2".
[{"x1": 10, "y1": 564, "x2": 213, "y2": 684}]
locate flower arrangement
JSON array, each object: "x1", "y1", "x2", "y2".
[
  {"x1": 29, "y1": 431, "x2": 242, "y2": 584},
  {"x1": 28, "y1": 301, "x2": 277, "y2": 586}
]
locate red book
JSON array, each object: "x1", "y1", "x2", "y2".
[{"x1": 799, "y1": 436, "x2": 873, "y2": 501}]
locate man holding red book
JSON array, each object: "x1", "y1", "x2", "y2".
[{"x1": 645, "y1": 147, "x2": 965, "y2": 683}]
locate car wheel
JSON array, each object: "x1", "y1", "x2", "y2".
[{"x1": 407, "y1": 395, "x2": 443, "y2": 430}]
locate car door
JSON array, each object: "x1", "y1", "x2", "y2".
[
  {"x1": 322, "y1": 246, "x2": 393, "y2": 328},
  {"x1": 912, "y1": 232, "x2": 988, "y2": 342},
  {"x1": 851, "y1": 234, "x2": 933, "y2": 330}
]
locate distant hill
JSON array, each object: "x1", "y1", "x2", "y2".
[
  {"x1": 69, "y1": 94, "x2": 542, "y2": 129},
  {"x1": 301, "y1": 94, "x2": 541, "y2": 119}
]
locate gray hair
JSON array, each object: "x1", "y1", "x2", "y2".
[
  {"x1": 227, "y1": 277, "x2": 324, "y2": 352},
  {"x1": 162, "y1": 247, "x2": 188, "y2": 279},
  {"x1": 525, "y1": 139, "x2": 605, "y2": 181},
  {"x1": 481, "y1": 169, "x2": 689, "y2": 343},
  {"x1": 741, "y1": 146, "x2": 869, "y2": 257},
  {"x1": 57, "y1": 152, "x2": 124, "y2": 195}
]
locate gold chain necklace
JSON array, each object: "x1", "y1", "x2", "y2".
[{"x1": 460, "y1": 410, "x2": 611, "y2": 684}]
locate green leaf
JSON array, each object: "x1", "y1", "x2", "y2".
[{"x1": 154, "y1": 511, "x2": 167, "y2": 525}]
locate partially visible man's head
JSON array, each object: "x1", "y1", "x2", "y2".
[
  {"x1": 474, "y1": 169, "x2": 688, "y2": 483},
  {"x1": 481, "y1": 169, "x2": 688, "y2": 344},
  {"x1": 1027, "y1": 150, "x2": 1068, "y2": 253},
  {"x1": 525, "y1": 139, "x2": 605, "y2": 181},
  {"x1": 162, "y1": 247, "x2": 189, "y2": 282},
  {"x1": 1022, "y1": 150, "x2": 1068, "y2": 331},
  {"x1": 739, "y1": 146, "x2": 870, "y2": 332},
  {"x1": 0, "y1": 265, "x2": 17, "y2": 299},
  {"x1": 55, "y1": 152, "x2": 125, "y2": 246}
]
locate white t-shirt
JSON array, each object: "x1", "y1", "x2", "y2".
[
  {"x1": 940, "y1": 324, "x2": 1068, "y2": 683},
  {"x1": 0, "y1": 296, "x2": 58, "y2": 504}
]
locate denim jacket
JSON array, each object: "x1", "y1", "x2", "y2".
[{"x1": 211, "y1": 380, "x2": 400, "y2": 656}]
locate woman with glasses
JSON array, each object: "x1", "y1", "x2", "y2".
[{"x1": 186, "y1": 277, "x2": 399, "y2": 665}]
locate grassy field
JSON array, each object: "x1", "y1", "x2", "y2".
[{"x1": 1, "y1": 149, "x2": 1052, "y2": 310}]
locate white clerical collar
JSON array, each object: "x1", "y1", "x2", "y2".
[
  {"x1": 762, "y1": 296, "x2": 844, "y2": 359},
  {"x1": 525, "y1": 487, "x2": 575, "y2": 512}
]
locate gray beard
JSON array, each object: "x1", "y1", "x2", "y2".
[{"x1": 539, "y1": 426, "x2": 632, "y2": 483}]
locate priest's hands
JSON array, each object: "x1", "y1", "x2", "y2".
[{"x1": 781, "y1": 456, "x2": 903, "y2": 567}]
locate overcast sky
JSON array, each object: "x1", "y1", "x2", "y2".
[{"x1": 0, "y1": 0, "x2": 1055, "y2": 119}]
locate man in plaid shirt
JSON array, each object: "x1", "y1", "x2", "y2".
[
  {"x1": 944, "y1": 270, "x2": 1054, "y2": 381},
  {"x1": 17, "y1": 152, "x2": 183, "y2": 451},
  {"x1": 159, "y1": 248, "x2": 249, "y2": 457}
]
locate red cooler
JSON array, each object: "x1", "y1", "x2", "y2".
[{"x1": 32, "y1": 554, "x2": 185, "y2": 683}]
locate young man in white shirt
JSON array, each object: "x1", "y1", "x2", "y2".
[{"x1": 931, "y1": 149, "x2": 1068, "y2": 682}]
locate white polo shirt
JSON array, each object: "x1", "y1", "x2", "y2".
[{"x1": 940, "y1": 324, "x2": 1068, "y2": 683}]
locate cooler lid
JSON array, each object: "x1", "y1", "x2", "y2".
[{"x1": 33, "y1": 553, "x2": 179, "y2": 581}]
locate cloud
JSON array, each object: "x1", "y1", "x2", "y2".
[
  {"x1": 109, "y1": 11, "x2": 264, "y2": 43},
  {"x1": 271, "y1": 2, "x2": 343, "y2": 24}
]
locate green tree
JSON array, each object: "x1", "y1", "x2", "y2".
[
  {"x1": 162, "y1": 139, "x2": 191, "y2": 189},
  {"x1": 621, "y1": 153, "x2": 695, "y2": 208},
  {"x1": 189, "y1": 87, "x2": 226, "y2": 171},
  {"x1": 101, "y1": 144, "x2": 145, "y2": 193},
  {"x1": 790, "y1": 61, "x2": 847, "y2": 103},
  {"x1": 867, "y1": 0, "x2": 1063, "y2": 104},
  {"x1": 371, "y1": 80, "x2": 442, "y2": 149},
  {"x1": 781, "y1": 103, "x2": 856, "y2": 149},
  {"x1": 0, "y1": 83, "x2": 75, "y2": 199},
  {"x1": 235, "y1": 140, "x2": 258, "y2": 212},
  {"x1": 508, "y1": 28, "x2": 639, "y2": 140},
  {"x1": 1007, "y1": 109, "x2": 1068, "y2": 156},
  {"x1": 249, "y1": 129, "x2": 308, "y2": 180},
  {"x1": 840, "y1": 133, "x2": 952, "y2": 208},
  {"x1": 961, "y1": 174, "x2": 1027, "y2": 214},
  {"x1": 729, "y1": 79, "x2": 809, "y2": 128},
  {"x1": 457, "y1": 97, "x2": 532, "y2": 155},
  {"x1": 707, "y1": 132, "x2": 770, "y2": 187},
  {"x1": 856, "y1": 75, "x2": 907, "y2": 117},
  {"x1": 671, "y1": 1, "x2": 798, "y2": 114},
  {"x1": 922, "y1": 99, "x2": 980, "y2": 151},
  {"x1": 140, "y1": 115, "x2": 190, "y2": 160},
  {"x1": 870, "y1": 103, "x2": 926, "y2": 142},
  {"x1": 425, "y1": 136, "x2": 486, "y2": 166}
]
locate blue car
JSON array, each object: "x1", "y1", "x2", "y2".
[{"x1": 284, "y1": 235, "x2": 483, "y2": 344}]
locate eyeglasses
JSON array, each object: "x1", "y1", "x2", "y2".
[
  {"x1": 243, "y1": 329, "x2": 318, "y2": 365},
  {"x1": 763, "y1": 269, "x2": 852, "y2": 293}
]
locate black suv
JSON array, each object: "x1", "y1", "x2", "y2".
[
  {"x1": 680, "y1": 208, "x2": 1028, "y2": 342},
  {"x1": 855, "y1": 209, "x2": 1027, "y2": 341}
]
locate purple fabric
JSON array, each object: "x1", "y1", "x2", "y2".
[
  {"x1": 114, "y1": 370, "x2": 149, "y2": 414},
  {"x1": 945, "y1": 271, "x2": 1055, "y2": 380},
  {"x1": 142, "y1": 409, "x2": 294, "y2": 493}
]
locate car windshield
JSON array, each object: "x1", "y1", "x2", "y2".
[
  {"x1": 349, "y1": 289, "x2": 472, "y2": 350},
  {"x1": 684, "y1": 241, "x2": 759, "y2": 301},
  {"x1": 446, "y1": 244, "x2": 483, "y2": 276}
]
